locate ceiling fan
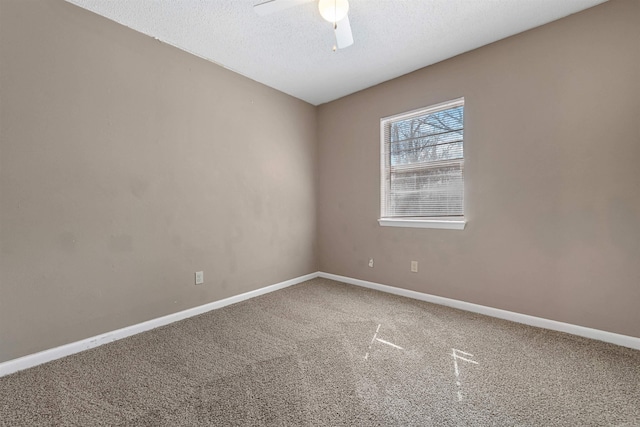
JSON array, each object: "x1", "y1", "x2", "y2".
[{"x1": 254, "y1": 0, "x2": 354, "y2": 50}]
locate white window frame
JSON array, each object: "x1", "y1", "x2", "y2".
[{"x1": 379, "y1": 98, "x2": 466, "y2": 230}]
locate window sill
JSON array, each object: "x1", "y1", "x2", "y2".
[{"x1": 378, "y1": 218, "x2": 466, "y2": 230}]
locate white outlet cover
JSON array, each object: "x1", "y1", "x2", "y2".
[
  {"x1": 411, "y1": 261, "x2": 418, "y2": 273},
  {"x1": 195, "y1": 271, "x2": 204, "y2": 285},
  {"x1": 368, "y1": 259, "x2": 374, "y2": 268}
]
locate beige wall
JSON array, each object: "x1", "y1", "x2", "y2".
[
  {"x1": 318, "y1": 0, "x2": 640, "y2": 337},
  {"x1": 0, "y1": 0, "x2": 317, "y2": 362}
]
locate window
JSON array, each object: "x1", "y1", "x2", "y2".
[{"x1": 379, "y1": 98, "x2": 465, "y2": 230}]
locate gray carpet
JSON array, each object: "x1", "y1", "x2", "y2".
[{"x1": 1, "y1": 278, "x2": 639, "y2": 426}]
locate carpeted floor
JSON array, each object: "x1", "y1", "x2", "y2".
[{"x1": 1, "y1": 277, "x2": 639, "y2": 426}]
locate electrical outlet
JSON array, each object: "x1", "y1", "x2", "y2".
[
  {"x1": 195, "y1": 271, "x2": 204, "y2": 285},
  {"x1": 368, "y1": 258, "x2": 374, "y2": 268},
  {"x1": 411, "y1": 261, "x2": 418, "y2": 273}
]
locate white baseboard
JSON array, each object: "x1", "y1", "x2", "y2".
[
  {"x1": 3, "y1": 270, "x2": 637, "y2": 377},
  {"x1": 318, "y1": 272, "x2": 640, "y2": 351},
  {"x1": 0, "y1": 272, "x2": 318, "y2": 378}
]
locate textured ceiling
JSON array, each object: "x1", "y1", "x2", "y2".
[{"x1": 65, "y1": 0, "x2": 607, "y2": 105}]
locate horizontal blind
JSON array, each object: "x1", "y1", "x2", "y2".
[{"x1": 381, "y1": 98, "x2": 464, "y2": 218}]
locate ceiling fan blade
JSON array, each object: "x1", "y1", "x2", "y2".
[
  {"x1": 334, "y1": 14, "x2": 354, "y2": 49},
  {"x1": 253, "y1": 0, "x2": 313, "y2": 16}
]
